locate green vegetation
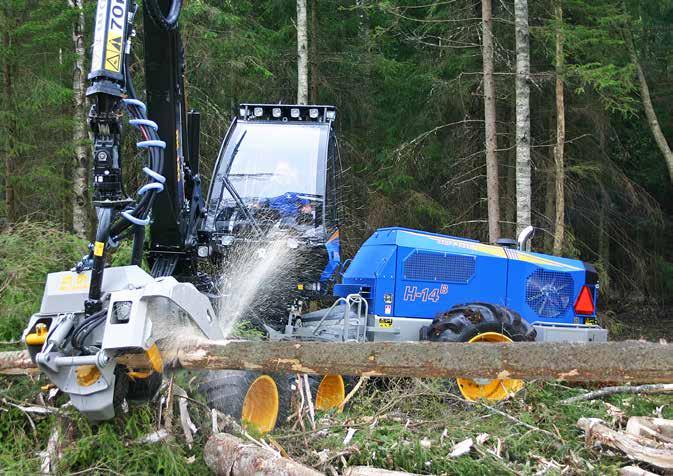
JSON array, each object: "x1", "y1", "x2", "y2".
[
  {"x1": 2, "y1": 371, "x2": 673, "y2": 474},
  {"x1": 0, "y1": 222, "x2": 85, "y2": 341}
]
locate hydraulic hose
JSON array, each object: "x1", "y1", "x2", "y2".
[{"x1": 145, "y1": 0, "x2": 182, "y2": 31}]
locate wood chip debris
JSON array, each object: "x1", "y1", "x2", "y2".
[
  {"x1": 343, "y1": 428, "x2": 357, "y2": 446},
  {"x1": 448, "y1": 437, "x2": 473, "y2": 457},
  {"x1": 134, "y1": 429, "x2": 170, "y2": 444}
]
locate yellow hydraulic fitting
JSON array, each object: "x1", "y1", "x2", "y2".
[
  {"x1": 76, "y1": 365, "x2": 101, "y2": 387},
  {"x1": 25, "y1": 323, "x2": 48, "y2": 346}
]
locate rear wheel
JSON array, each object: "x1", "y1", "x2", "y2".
[
  {"x1": 199, "y1": 370, "x2": 291, "y2": 434},
  {"x1": 427, "y1": 302, "x2": 536, "y2": 401}
]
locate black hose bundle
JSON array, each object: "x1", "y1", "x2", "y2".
[
  {"x1": 145, "y1": 0, "x2": 183, "y2": 31},
  {"x1": 72, "y1": 309, "x2": 108, "y2": 349}
]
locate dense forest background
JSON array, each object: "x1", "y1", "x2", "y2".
[{"x1": 1, "y1": 0, "x2": 673, "y2": 306}]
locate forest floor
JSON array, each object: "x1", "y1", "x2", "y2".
[{"x1": 1, "y1": 223, "x2": 672, "y2": 475}]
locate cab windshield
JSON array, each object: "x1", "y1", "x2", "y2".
[
  {"x1": 206, "y1": 121, "x2": 329, "y2": 233},
  {"x1": 226, "y1": 122, "x2": 324, "y2": 199}
]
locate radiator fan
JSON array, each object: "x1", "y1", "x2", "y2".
[{"x1": 525, "y1": 269, "x2": 573, "y2": 318}]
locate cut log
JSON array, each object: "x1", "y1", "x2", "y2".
[
  {"x1": 0, "y1": 350, "x2": 39, "y2": 375},
  {"x1": 2, "y1": 340, "x2": 673, "y2": 383},
  {"x1": 204, "y1": 432, "x2": 323, "y2": 476},
  {"x1": 578, "y1": 418, "x2": 673, "y2": 470}
]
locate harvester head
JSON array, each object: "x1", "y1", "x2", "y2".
[{"x1": 23, "y1": 266, "x2": 223, "y2": 420}]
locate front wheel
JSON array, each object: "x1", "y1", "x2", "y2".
[{"x1": 425, "y1": 302, "x2": 536, "y2": 401}]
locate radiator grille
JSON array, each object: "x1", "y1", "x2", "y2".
[
  {"x1": 403, "y1": 251, "x2": 475, "y2": 284},
  {"x1": 525, "y1": 269, "x2": 574, "y2": 318}
]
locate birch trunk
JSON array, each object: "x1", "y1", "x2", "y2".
[
  {"x1": 310, "y1": 0, "x2": 318, "y2": 103},
  {"x1": 624, "y1": 29, "x2": 673, "y2": 183},
  {"x1": 296, "y1": 0, "x2": 309, "y2": 105},
  {"x1": 482, "y1": 0, "x2": 501, "y2": 243},
  {"x1": 514, "y1": 0, "x2": 531, "y2": 236},
  {"x1": 552, "y1": 2, "x2": 565, "y2": 256},
  {"x1": 70, "y1": 0, "x2": 89, "y2": 238}
]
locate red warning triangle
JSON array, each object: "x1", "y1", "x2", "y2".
[{"x1": 574, "y1": 286, "x2": 595, "y2": 315}]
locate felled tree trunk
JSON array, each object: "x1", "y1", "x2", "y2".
[
  {"x1": 0, "y1": 350, "x2": 39, "y2": 375},
  {"x1": 204, "y1": 433, "x2": 323, "y2": 476},
  {"x1": 5, "y1": 340, "x2": 673, "y2": 383}
]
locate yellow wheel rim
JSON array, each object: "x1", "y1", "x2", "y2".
[
  {"x1": 315, "y1": 375, "x2": 346, "y2": 411},
  {"x1": 456, "y1": 332, "x2": 524, "y2": 401},
  {"x1": 241, "y1": 375, "x2": 279, "y2": 434}
]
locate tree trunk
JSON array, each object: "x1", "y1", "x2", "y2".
[
  {"x1": 482, "y1": 0, "x2": 501, "y2": 243},
  {"x1": 598, "y1": 117, "x2": 611, "y2": 296},
  {"x1": 310, "y1": 0, "x2": 318, "y2": 104},
  {"x1": 514, "y1": 0, "x2": 531, "y2": 236},
  {"x1": 5, "y1": 341, "x2": 673, "y2": 382},
  {"x1": 4, "y1": 341, "x2": 673, "y2": 382},
  {"x1": 544, "y1": 139, "x2": 555, "y2": 252},
  {"x1": 624, "y1": 29, "x2": 673, "y2": 183},
  {"x1": 2, "y1": 28, "x2": 16, "y2": 222},
  {"x1": 296, "y1": 0, "x2": 309, "y2": 105},
  {"x1": 70, "y1": 0, "x2": 89, "y2": 238},
  {"x1": 552, "y1": 2, "x2": 565, "y2": 256}
]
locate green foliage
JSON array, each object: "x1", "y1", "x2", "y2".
[{"x1": 0, "y1": 222, "x2": 86, "y2": 340}]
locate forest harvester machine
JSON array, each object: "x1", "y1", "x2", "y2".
[{"x1": 21, "y1": 0, "x2": 607, "y2": 432}]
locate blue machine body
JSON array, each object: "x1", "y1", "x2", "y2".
[{"x1": 334, "y1": 227, "x2": 598, "y2": 326}]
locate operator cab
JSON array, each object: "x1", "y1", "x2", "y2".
[
  {"x1": 204, "y1": 104, "x2": 338, "y2": 243},
  {"x1": 200, "y1": 104, "x2": 342, "y2": 323}
]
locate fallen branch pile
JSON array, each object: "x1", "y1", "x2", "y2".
[
  {"x1": 1, "y1": 339, "x2": 673, "y2": 382},
  {"x1": 578, "y1": 417, "x2": 673, "y2": 470}
]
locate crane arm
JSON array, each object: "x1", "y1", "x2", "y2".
[{"x1": 84, "y1": 0, "x2": 202, "y2": 315}]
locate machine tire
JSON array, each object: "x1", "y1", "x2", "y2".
[
  {"x1": 199, "y1": 370, "x2": 291, "y2": 434},
  {"x1": 127, "y1": 372, "x2": 163, "y2": 401},
  {"x1": 427, "y1": 302, "x2": 536, "y2": 343},
  {"x1": 425, "y1": 303, "x2": 536, "y2": 401}
]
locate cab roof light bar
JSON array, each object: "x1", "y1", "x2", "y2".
[{"x1": 238, "y1": 104, "x2": 336, "y2": 123}]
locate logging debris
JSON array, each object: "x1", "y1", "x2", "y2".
[
  {"x1": 578, "y1": 416, "x2": 673, "y2": 469},
  {"x1": 562, "y1": 383, "x2": 673, "y2": 404}
]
